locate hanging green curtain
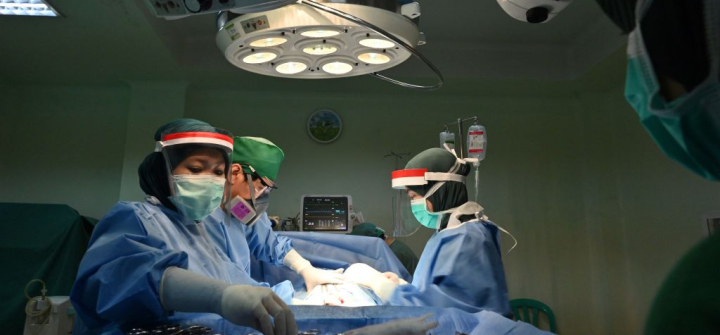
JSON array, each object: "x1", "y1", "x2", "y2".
[{"x1": 0, "y1": 203, "x2": 95, "y2": 335}]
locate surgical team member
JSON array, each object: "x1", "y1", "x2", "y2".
[
  {"x1": 353, "y1": 148, "x2": 512, "y2": 316},
  {"x1": 349, "y1": 222, "x2": 419, "y2": 275},
  {"x1": 70, "y1": 119, "x2": 297, "y2": 335},
  {"x1": 205, "y1": 136, "x2": 345, "y2": 292}
]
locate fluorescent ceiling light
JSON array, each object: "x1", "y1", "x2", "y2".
[{"x1": 0, "y1": 0, "x2": 60, "y2": 17}]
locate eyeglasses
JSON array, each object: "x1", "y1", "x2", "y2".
[{"x1": 245, "y1": 165, "x2": 277, "y2": 198}]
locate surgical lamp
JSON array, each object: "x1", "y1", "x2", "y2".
[{"x1": 143, "y1": 0, "x2": 443, "y2": 90}]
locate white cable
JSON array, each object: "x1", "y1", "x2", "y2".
[{"x1": 25, "y1": 279, "x2": 52, "y2": 335}]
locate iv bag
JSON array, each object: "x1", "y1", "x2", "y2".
[{"x1": 439, "y1": 131, "x2": 455, "y2": 151}]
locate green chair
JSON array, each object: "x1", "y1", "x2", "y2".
[{"x1": 510, "y1": 298, "x2": 557, "y2": 333}]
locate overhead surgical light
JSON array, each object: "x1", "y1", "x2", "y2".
[
  {"x1": 301, "y1": 29, "x2": 340, "y2": 38},
  {"x1": 242, "y1": 52, "x2": 277, "y2": 64},
  {"x1": 143, "y1": 0, "x2": 443, "y2": 90},
  {"x1": 276, "y1": 61, "x2": 308, "y2": 74},
  {"x1": 359, "y1": 38, "x2": 395, "y2": 49},
  {"x1": 303, "y1": 44, "x2": 338, "y2": 56},
  {"x1": 249, "y1": 37, "x2": 287, "y2": 47},
  {"x1": 322, "y1": 61, "x2": 353, "y2": 75},
  {"x1": 358, "y1": 52, "x2": 391, "y2": 65}
]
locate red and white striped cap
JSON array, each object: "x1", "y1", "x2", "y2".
[
  {"x1": 391, "y1": 168, "x2": 465, "y2": 189},
  {"x1": 155, "y1": 131, "x2": 234, "y2": 153}
]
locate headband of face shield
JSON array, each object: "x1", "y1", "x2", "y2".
[
  {"x1": 391, "y1": 157, "x2": 468, "y2": 236},
  {"x1": 155, "y1": 131, "x2": 234, "y2": 221},
  {"x1": 227, "y1": 164, "x2": 278, "y2": 226}
]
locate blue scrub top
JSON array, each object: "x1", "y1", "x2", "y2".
[
  {"x1": 388, "y1": 219, "x2": 511, "y2": 316},
  {"x1": 204, "y1": 208, "x2": 293, "y2": 274},
  {"x1": 70, "y1": 200, "x2": 292, "y2": 335}
]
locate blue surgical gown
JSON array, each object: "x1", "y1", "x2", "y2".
[
  {"x1": 388, "y1": 219, "x2": 511, "y2": 316},
  {"x1": 204, "y1": 209, "x2": 293, "y2": 275},
  {"x1": 70, "y1": 200, "x2": 292, "y2": 335}
]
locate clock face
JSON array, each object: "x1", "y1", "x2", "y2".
[{"x1": 307, "y1": 109, "x2": 342, "y2": 143}]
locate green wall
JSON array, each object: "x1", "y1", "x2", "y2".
[{"x1": 0, "y1": 84, "x2": 131, "y2": 219}]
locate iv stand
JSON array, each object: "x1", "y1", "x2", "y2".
[
  {"x1": 384, "y1": 151, "x2": 411, "y2": 170},
  {"x1": 443, "y1": 117, "x2": 478, "y2": 158}
]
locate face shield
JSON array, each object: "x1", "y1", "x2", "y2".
[
  {"x1": 155, "y1": 131, "x2": 234, "y2": 221},
  {"x1": 226, "y1": 164, "x2": 278, "y2": 226},
  {"x1": 390, "y1": 161, "x2": 466, "y2": 237}
]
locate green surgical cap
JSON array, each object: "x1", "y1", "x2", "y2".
[
  {"x1": 233, "y1": 136, "x2": 285, "y2": 181},
  {"x1": 405, "y1": 148, "x2": 459, "y2": 176},
  {"x1": 349, "y1": 222, "x2": 384, "y2": 238}
]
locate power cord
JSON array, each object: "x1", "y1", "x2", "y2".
[{"x1": 25, "y1": 279, "x2": 52, "y2": 334}]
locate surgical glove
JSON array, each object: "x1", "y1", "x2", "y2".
[
  {"x1": 344, "y1": 263, "x2": 399, "y2": 301},
  {"x1": 344, "y1": 314, "x2": 439, "y2": 335},
  {"x1": 300, "y1": 267, "x2": 345, "y2": 292},
  {"x1": 161, "y1": 267, "x2": 297, "y2": 335},
  {"x1": 384, "y1": 272, "x2": 409, "y2": 286},
  {"x1": 221, "y1": 285, "x2": 297, "y2": 335},
  {"x1": 283, "y1": 249, "x2": 345, "y2": 292}
]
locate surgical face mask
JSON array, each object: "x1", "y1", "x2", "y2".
[
  {"x1": 624, "y1": 0, "x2": 720, "y2": 180},
  {"x1": 409, "y1": 182, "x2": 456, "y2": 230},
  {"x1": 169, "y1": 174, "x2": 226, "y2": 221}
]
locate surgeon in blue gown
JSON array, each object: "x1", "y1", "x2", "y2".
[
  {"x1": 353, "y1": 148, "x2": 512, "y2": 316},
  {"x1": 70, "y1": 119, "x2": 297, "y2": 335},
  {"x1": 205, "y1": 136, "x2": 346, "y2": 293}
]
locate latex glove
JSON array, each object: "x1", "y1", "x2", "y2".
[
  {"x1": 283, "y1": 249, "x2": 345, "y2": 292},
  {"x1": 161, "y1": 267, "x2": 297, "y2": 335},
  {"x1": 299, "y1": 267, "x2": 345, "y2": 292},
  {"x1": 344, "y1": 314, "x2": 439, "y2": 335},
  {"x1": 221, "y1": 285, "x2": 297, "y2": 335},
  {"x1": 384, "y1": 272, "x2": 409, "y2": 286},
  {"x1": 344, "y1": 263, "x2": 399, "y2": 301}
]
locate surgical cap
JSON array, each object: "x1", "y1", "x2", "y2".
[
  {"x1": 138, "y1": 119, "x2": 233, "y2": 211},
  {"x1": 349, "y1": 222, "x2": 385, "y2": 238},
  {"x1": 233, "y1": 136, "x2": 285, "y2": 182},
  {"x1": 405, "y1": 148, "x2": 471, "y2": 230}
]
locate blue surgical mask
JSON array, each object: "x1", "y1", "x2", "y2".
[
  {"x1": 169, "y1": 175, "x2": 226, "y2": 221},
  {"x1": 410, "y1": 182, "x2": 456, "y2": 229},
  {"x1": 624, "y1": 0, "x2": 720, "y2": 180},
  {"x1": 411, "y1": 199, "x2": 442, "y2": 229}
]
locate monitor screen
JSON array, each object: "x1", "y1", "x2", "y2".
[{"x1": 302, "y1": 196, "x2": 350, "y2": 232}]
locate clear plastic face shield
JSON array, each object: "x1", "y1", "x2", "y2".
[
  {"x1": 155, "y1": 131, "x2": 234, "y2": 222},
  {"x1": 390, "y1": 160, "x2": 466, "y2": 237},
  {"x1": 226, "y1": 164, "x2": 278, "y2": 226}
]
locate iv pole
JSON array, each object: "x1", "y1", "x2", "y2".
[{"x1": 442, "y1": 117, "x2": 477, "y2": 158}]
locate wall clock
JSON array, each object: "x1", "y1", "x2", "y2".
[{"x1": 307, "y1": 109, "x2": 342, "y2": 143}]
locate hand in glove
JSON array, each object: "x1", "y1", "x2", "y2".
[
  {"x1": 284, "y1": 249, "x2": 345, "y2": 292},
  {"x1": 383, "y1": 272, "x2": 409, "y2": 286},
  {"x1": 299, "y1": 267, "x2": 345, "y2": 292},
  {"x1": 161, "y1": 267, "x2": 297, "y2": 335},
  {"x1": 344, "y1": 314, "x2": 439, "y2": 335},
  {"x1": 344, "y1": 263, "x2": 399, "y2": 301},
  {"x1": 221, "y1": 285, "x2": 297, "y2": 335}
]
